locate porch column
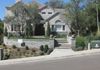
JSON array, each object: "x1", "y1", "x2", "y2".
[{"x1": 45, "y1": 22, "x2": 48, "y2": 37}]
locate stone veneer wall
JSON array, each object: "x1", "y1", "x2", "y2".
[{"x1": 3, "y1": 37, "x2": 54, "y2": 48}]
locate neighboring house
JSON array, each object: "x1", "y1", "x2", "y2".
[{"x1": 4, "y1": 0, "x2": 70, "y2": 37}]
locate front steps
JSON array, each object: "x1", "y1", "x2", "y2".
[{"x1": 56, "y1": 43, "x2": 71, "y2": 49}]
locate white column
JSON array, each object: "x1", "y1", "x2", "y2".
[
  {"x1": 45, "y1": 22, "x2": 48, "y2": 36},
  {"x1": 88, "y1": 43, "x2": 91, "y2": 50}
]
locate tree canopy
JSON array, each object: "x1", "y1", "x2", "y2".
[{"x1": 65, "y1": 0, "x2": 100, "y2": 36}]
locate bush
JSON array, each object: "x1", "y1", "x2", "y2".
[
  {"x1": 39, "y1": 51, "x2": 44, "y2": 55},
  {"x1": 17, "y1": 48, "x2": 20, "y2": 52},
  {"x1": 94, "y1": 35, "x2": 100, "y2": 40},
  {"x1": 74, "y1": 47, "x2": 85, "y2": 51},
  {"x1": 56, "y1": 34, "x2": 66, "y2": 38},
  {"x1": 32, "y1": 49, "x2": 36, "y2": 53},
  {"x1": 2, "y1": 44, "x2": 6, "y2": 47},
  {"x1": 40, "y1": 45, "x2": 44, "y2": 51},
  {"x1": 74, "y1": 36, "x2": 86, "y2": 51},
  {"x1": 4, "y1": 53, "x2": 10, "y2": 60},
  {"x1": 21, "y1": 42, "x2": 25, "y2": 47},
  {"x1": 12, "y1": 45, "x2": 17, "y2": 49},
  {"x1": 44, "y1": 45, "x2": 49, "y2": 53},
  {"x1": 25, "y1": 46, "x2": 29, "y2": 50}
]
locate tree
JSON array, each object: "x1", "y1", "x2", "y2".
[
  {"x1": 45, "y1": 22, "x2": 50, "y2": 37},
  {"x1": 48, "y1": 0, "x2": 65, "y2": 8},
  {"x1": 66, "y1": 0, "x2": 85, "y2": 35},
  {"x1": 65, "y1": 0, "x2": 100, "y2": 36},
  {"x1": 0, "y1": 19, "x2": 4, "y2": 34},
  {"x1": 0, "y1": 19, "x2": 4, "y2": 44},
  {"x1": 27, "y1": 2, "x2": 43, "y2": 36}
]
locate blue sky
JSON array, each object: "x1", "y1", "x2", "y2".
[{"x1": 0, "y1": 0, "x2": 69, "y2": 20}]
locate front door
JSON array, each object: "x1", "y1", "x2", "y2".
[{"x1": 35, "y1": 24, "x2": 45, "y2": 36}]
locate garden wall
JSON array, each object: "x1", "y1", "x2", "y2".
[{"x1": 3, "y1": 37, "x2": 54, "y2": 48}]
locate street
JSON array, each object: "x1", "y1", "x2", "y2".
[{"x1": 0, "y1": 54, "x2": 100, "y2": 70}]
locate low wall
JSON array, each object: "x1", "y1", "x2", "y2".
[{"x1": 3, "y1": 37, "x2": 54, "y2": 48}]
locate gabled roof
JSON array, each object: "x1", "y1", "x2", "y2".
[
  {"x1": 45, "y1": 12, "x2": 60, "y2": 22},
  {"x1": 5, "y1": 1, "x2": 35, "y2": 21},
  {"x1": 5, "y1": 1, "x2": 44, "y2": 24},
  {"x1": 41, "y1": 8, "x2": 66, "y2": 23},
  {"x1": 6, "y1": 1, "x2": 25, "y2": 12}
]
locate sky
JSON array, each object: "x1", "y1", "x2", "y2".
[{"x1": 0, "y1": 0, "x2": 69, "y2": 20}]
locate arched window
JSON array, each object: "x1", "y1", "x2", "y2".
[{"x1": 55, "y1": 20, "x2": 61, "y2": 23}]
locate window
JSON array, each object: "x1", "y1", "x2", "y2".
[
  {"x1": 42, "y1": 12, "x2": 46, "y2": 14},
  {"x1": 55, "y1": 20, "x2": 61, "y2": 23},
  {"x1": 63, "y1": 25, "x2": 65, "y2": 30},
  {"x1": 55, "y1": 25, "x2": 62, "y2": 31},
  {"x1": 48, "y1": 12, "x2": 52, "y2": 14},
  {"x1": 14, "y1": 24, "x2": 20, "y2": 31}
]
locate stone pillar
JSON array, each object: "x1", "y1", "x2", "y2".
[
  {"x1": 71, "y1": 38, "x2": 76, "y2": 50},
  {"x1": 0, "y1": 48, "x2": 4, "y2": 60},
  {"x1": 45, "y1": 22, "x2": 49, "y2": 37},
  {"x1": 88, "y1": 43, "x2": 91, "y2": 50}
]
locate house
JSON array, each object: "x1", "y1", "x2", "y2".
[
  {"x1": 4, "y1": 0, "x2": 70, "y2": 37},
  {"x1": 39, "y1": 6, "x2": 70, "y2": 35},
  {"x1": 3, "y1": 0, "x2": 71, "y2": 48}
]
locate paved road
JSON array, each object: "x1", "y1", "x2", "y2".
[{"x1": 0, "y1": 54, "x2": 100, "y2": 70}]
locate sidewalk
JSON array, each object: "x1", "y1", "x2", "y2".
[{"x1": 0, "y1": 49, "x2": 100, "y2": 65}]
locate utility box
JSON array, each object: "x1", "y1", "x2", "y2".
[{"x1": 91, "y1": 40, "x2": 100, "y2": 48}]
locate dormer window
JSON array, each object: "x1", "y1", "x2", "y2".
[
  {"x1": 48, "y1": 12, "x2": 52, "y2": 14},
  {"x1": 42, "y1": 12, "x2": 46, "y2": 14}
]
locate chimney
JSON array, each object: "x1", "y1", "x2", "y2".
[{"x1": 16, "y1": 0, "x2": 21, "y2": 3}]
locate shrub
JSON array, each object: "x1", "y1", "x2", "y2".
[
  {"x1": 74, "y1": 36, "x2": 86, "y2": 51},
  {"x1": 40, "y1": 45, "x2": 44, "y2": 51},
  {"x1": 39, "y1": 51, "x2": 44, "y2": 55},
  {"x1": 56, "y1": 34, "x2": 66, "y2": 38},
  {"x1": 12, "y1": 45, "x2": 17, "y2": 49},
  {"x1": 25, "y1": 46, "x2": 29, "y2": 50},
  {"x1": 44, "y1": 45, "x2": 49, "y2": 53},
  {"x1": 2, "y1": 44, "x2": 6, "y2": 47},
  {"x1": 94, "y1": 35, "x2": 100, "y2": 40},
  {"x1": 4, "y1": 54, "x2": 10, "y2": 60},
  {"x1": 21, "y1": 42, "x2": 25, "y2": 47},
  {"x1": 32, "y1": 49, "x2": 36, "y2": 53},
  {"x1": 17, "y1": 48, "x2": 20, "y2": 52},
  {"x1": 8, "y1": 33, "x2": 13, "y2": 38}
]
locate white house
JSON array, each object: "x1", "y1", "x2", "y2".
[
  {"x1": 39, "y1": 6, "x2": 70, "y2": 35},
  {"x1": 4, "y1": 0, "x2": 70, "y2": 37}
]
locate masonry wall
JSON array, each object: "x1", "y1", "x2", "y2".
[{"x1": 4, "y1": 37, "x2": 54, "y2": 48}]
